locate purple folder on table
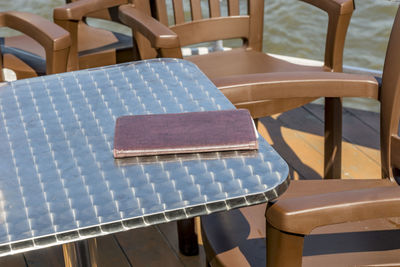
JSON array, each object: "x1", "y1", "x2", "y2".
[{"x1": 113, "y1": 109, "x2": 258, "y2": 158}]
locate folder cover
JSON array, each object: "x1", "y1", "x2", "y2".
[{"x1": 113, "y1": 109, "x2": 258, "y2": 158}]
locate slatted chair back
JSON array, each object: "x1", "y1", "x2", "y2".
[
  {"x1": 65, "y1": 0, "x2": 129, "y2": 23},
  {"x1": 132, "y1": 0, "x2": 264, "y2": 60}
]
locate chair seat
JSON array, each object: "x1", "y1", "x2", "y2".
[
  {"x1": 76, "y1": 22, "x2": 133, "y2": 69},
  {"x1": 187, "y1": 49, "x2": 324, "y2": 117},
  {"x1": 187, "y1": 49, "x2": 323, "y2": 80},
  {"x1": 1, "y1": 23, "x2": 133, "y2": 78},
  {"x1": 1, "y1": 35, "x2": 46, "y2": 79},
  {"x1": 201, "y1": 179, "x2": 400, "y2": 267}
]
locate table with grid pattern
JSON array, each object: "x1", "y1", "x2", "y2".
[{"x1": 0, "y1": 58, "x2": 289, "y2": 264}]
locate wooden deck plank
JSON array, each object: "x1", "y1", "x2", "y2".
[
  {"x1": 157, "y1": 220, "x2": 206, "y2": 267},
  {"x1": 24, "y1": 246, "x2": 64, "y2": 267},
  {"x1": 114, "y1": 225, "x2": 184, "y2": 267},
  {"x1": 304, "y1": 103, "x2": 380, "y2": 151},
  {"x1": 261, "y1": 103, "x2": 381, "y2": 180},
  {"x1": 89, "y1": 235, "x2": 131, "y2": 267},
  {"x1": 277, "y1": 104, "x2": 325, "y2": 139},
  {"x1": 340, "y1": 112, "x2": 381, "y2": 168},
  {"x1": 343, "y1": 97, "x2": 380, "y2": 132},
  {"x1": 346, "y1": 107, "x2": 380, "y2": 134},
  {"x1": 341, "y1": 142, "x2": 381, "y2": 179},
  {"x1": 264, "y1": 106, "x2": 326, "y2": 180},
  {"x1": 303, "y1": 103, "x2": 381, "y2": 177},
  {"x1": 259, "y1": 116, "x2": 323, "y2": 180},
  {"x1": 0, "y1": 254, "x2": 26, "y2": 267}
]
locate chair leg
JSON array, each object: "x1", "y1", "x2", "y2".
[
  {"x1": 177, "y1": 218, "x2": 199, "y2": 256},
  {"x1": 324, "y1": 97, "x2": 342, "y2": 179},
  {"x1": 266, "y1": 223, "x2": 304, "y2": 267}
]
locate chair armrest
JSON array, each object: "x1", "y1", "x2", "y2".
[
  {"x1": 54, "y1": 0, "x2": 128, "y2": 71},
  {"x1": 0, "y1": 11, "x2": 71, "y2": 74},
  {"x1": 118, "y1": 4, "x2": 180, "y2": 49},
  {"x1": 0, "y1": 11, "x2": 70, "y2": 51},
  {"x1": 301, "y1": 0, "x2": 354, "y2": 15},
  {"x1": 266, "y1": 186, "x2": 400, "y2": 235},
  {"x1": 214, "y1": 72, "x2": 378, "y2": 105},
  {"x1": 54, "y1": 0, "x2": 127, "y2": 21},
  {"x1": 300, "y1": 0, "x2": 355, "y2": 71}
]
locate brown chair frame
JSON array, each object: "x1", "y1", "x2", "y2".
[
  {"x1": 0, "y1": 11, "x2": 71, "y2": 81},
  {"x1": 266, "y1": 7, "x2": 400, "y2": 266},
  {"x1": 120, "y1": 0, "x2": 352, "y2": 70},
  {"x1": 118, "y1": 0, "x2": 354, "y2": 180},
  {"x1": 53, "y1": 0, "x2": 135, "y2": 72},
  {"x1": 117, "y1": 0, "x2": 356, "y2": 257},
  {"x1": 201, "y1": 5, "x2": 400, "y2": 267}
]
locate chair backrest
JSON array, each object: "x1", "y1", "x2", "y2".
[
  {"x1": 380, "y1": 6, "x2": 400, "y2": 180},
  {"x1": 132, "y1": 0, "x2": 353, "y2": 73},
  {"x1": 66, "y1": 0, "x2": 128, "y2": 22},
  {"x1": 133, "y1": 0, "x2": 264, "y2": 60}
]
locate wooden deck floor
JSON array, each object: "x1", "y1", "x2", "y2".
[{"x1": 1, "y1": 101, "x2": 382, "y2": 267}]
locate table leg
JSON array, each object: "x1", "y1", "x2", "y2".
[
  {"x1": 324, "y1": 97, "x2": 342, "y2": 179},
  {"x1": 177, "y1": 218, "x2": 199, "y2": 256},
  {"x1": 62, "y1": 240, "x2": 93, "y2": 267}
]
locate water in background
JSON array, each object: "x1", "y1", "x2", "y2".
[
  {"x1": 264, "y1": 0, "x2": 398, "y2": 71},
  {"x1": 0, "y1": 0, "x2": 398, "y2": 71}
]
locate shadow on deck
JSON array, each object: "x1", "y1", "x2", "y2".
[{"x1": 1, "y1": 102, "x2": 381, "y2": 266}]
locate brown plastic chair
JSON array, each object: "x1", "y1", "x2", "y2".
[
  {"x1": 119, "y1": 0, "x2": 354, "y2": 179},
  {"x1": 201, "y1": 6, "x2": 400, "y2": 267},
  {"x1": 53, "y1": 0, "x2": 136, "y2": 71},
  {"x1": 0, "y1": 11, "x2": 71, "y2": 81},
  {"x1": 117, "y1": 0, "x2": 356, "y2": 256}
]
